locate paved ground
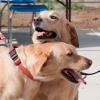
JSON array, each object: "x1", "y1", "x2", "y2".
[
  {"x1": 0, "y1": 28, "x2": 100, "y2": 100},
  {"x1": 77, "y1": 29, "x2": 100, "y2": 100}
]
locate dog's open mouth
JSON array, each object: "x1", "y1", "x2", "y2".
[
  {"x1": 35, "y1": 27, "x2": 57, "y2": 39},
  {"x1": 61, "y1": 68, "x2": 86, "y2": 84}
]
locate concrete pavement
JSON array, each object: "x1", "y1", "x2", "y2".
[
  {"x1": 0, "y1": 28, "x2": 100, "y2": 100},
  {"x1": 77, "y1": 29, "x2": 100, "y2": 100}
]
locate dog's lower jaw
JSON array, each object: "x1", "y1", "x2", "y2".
[{"x1": 32, "y1": 34, "x2": 57, "y2": 44}]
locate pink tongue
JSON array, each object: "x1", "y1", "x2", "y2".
[
  {"x1": 78, "y1": 78, "x2": 87, "y2": 84},
  {"x1": 76, "y1": 74, "x2": 87, "y2": 84},
  {"x1": 70, "y1": 70, "x2": 87, "y2": 84},
  {"x1": 37, "y1": 32, "x2": 48, "y2": 36}
]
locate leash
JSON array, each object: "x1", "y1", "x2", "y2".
[{"x1": 81, "y1": 70, "x2": 100, "y2": 76}]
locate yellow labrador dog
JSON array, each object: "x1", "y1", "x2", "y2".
[
  {"x1": 0, "y1": 42, "x2": 91, "y2": 100},
  {"x1": 32, "y1": 10, "x2": 79, "y2": 47}
]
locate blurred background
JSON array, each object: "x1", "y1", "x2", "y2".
[{"x1": 0, "y1": 0, "x2": 100, "y2": 29}]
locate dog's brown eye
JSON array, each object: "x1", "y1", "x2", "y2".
[
  {"x1": 67, "y1": 52, "x2": 73, "y2": 56},
  {"x1": 50, "y1": 15, "x2": 58, "y2": 20}
]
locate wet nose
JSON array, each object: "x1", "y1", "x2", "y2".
[
  {"x1": 86, "y1": 58, "x2": 92, "y2": 68},
  {"x1": 34, "y1": 17, "x2": 42, "y2": 24},
  {"x1": 88, "y1": 59, "x2": 92, "y2": 66}
]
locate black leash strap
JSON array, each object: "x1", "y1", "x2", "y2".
[{"x1": 81, "y1": 69, "x2": 100, "y2": 76}]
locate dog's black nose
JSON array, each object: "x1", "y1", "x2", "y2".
[
  {"x1": 85, "y1": 58, "x2": 92, "y2": 69},
  {"x1": 88, "y1": 59, "x2": 92, "y2": 66},
  {"x1": 34, "y1": 17, "x2": 42, "y2": 25}
]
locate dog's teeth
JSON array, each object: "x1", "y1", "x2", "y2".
[
  {"x1": 49, "y1": 32, "x2": 52, "y2": 36},
  {"x1": 46, "y1": 32, "x2": 52, "y2": 37}
]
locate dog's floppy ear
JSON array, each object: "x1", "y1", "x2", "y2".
[
  {"x1": 31, "y1": 49, "x2": 52, "y2": 76},
  {"x1": 66, "y1": 22, "x2": 79, "y2": 47}
]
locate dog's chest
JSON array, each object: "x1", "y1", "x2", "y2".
[{"x1": 35, "y1": 79, "x2": 78, "y2": 100}]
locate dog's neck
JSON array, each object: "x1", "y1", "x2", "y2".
[{"x1": 35, "y1": 78, "x2": 79, "y2": 100}]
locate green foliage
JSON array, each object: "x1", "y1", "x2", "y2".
[
  {"x1": 37, "y1": 1, "x2": 87, "y2": 10},
  {"x1": 71, "y1": 3, "x2": 86, "y2": 10},
  {"x1": 50, "y1": 0, "x2": 57, "y2": 9}
]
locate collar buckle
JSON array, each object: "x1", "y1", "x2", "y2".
[{"x1": 9, "y1": 47, "x2": 21, "y2": 65}]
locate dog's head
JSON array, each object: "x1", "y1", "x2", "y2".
[
  {"x1": 26, "y1": 42, "x2": 92, "y2": 84},
  {"x1": 32, "y1": 11, "x2": 79, "y2": 47}
]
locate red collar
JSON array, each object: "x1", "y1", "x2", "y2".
[
  {"x1": 9, "y1": 46, "x2": 34, "y2": 80},
  {"x1": 0, "y1": 32, "x2": 37, "y2": 81}
]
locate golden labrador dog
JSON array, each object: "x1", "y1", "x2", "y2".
[
  {"x1": 0, "y1": 42, "x2": 92, "y2": 100},
  {"x1": 32, "y1": 10, "x2": 79, "y2": 47}
]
